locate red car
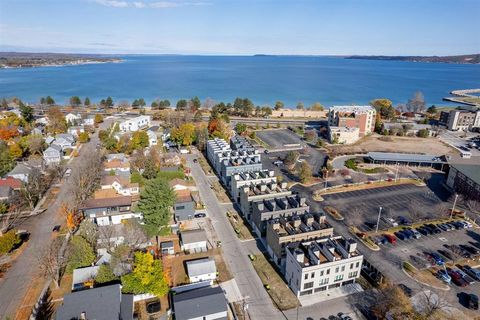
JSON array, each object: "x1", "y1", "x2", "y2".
[{"x1": 384, "y1": 234, "x2": 397, "y2": 245}]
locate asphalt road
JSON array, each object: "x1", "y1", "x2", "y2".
[
  {"x1": 0, "y1": 121, "x2": 109, "y2": 319},
  {"x1": 186, "y1": 151, "x2": 282, "y2": 320}
]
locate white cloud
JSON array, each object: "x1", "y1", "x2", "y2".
[
  {"x1": 133, "y1": 1, "x2": 146, "y2": 8},
  {"x1": 149, "y1": 2, "x2": 180, "y2": 8},
  {"x1": 94, "y1": 0, "x2": 129, "y2": 8}
]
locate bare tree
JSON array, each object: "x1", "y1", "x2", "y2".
[
  {"x1": 77, "y1": 219, "x2": 98, "y2": 250},
  {"x1": 465, "y1": 199, "x2": 480, "y2": 223},
  {"x1": 38, "y1": 238, "x2": 67, "y2": 288},
  {"x1": 122, "y1": 220, "x2": 148, "y2": 249},
  {"x1": 98, "y1": 225, "x2": 118, "y2": 250},
  {"x1": 0, "y1": 201, "x2": 22, "y2": 235},
  {"x1": 348, "y1": 207, "x2": 364, "y2": 226},
  {"x1": 415, "y1": 290, "x2": 452, "y2": 319},
  {"x1": 20, "y1": 167, "x2": 45, "y2": 209},
  {"x1": 67, "y1": 146, "x2": 103, "y2": 206},
  {"x1": 28, "y1": 134, "x2": 45, "y2": 155}
]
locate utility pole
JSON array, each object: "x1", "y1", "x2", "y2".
[
  {"x1": 324, "y1": 169, "x2": 328, "y2": 192},
  {"x1": 375, "y1": 206, "x2": 383, "y2": 233},
  {"x1": 450, "y1": 193, "x2": 459, "y2": 219}
]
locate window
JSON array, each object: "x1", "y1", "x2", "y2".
[
  {"x1": 356, "y1": 262, "x2": 360, "y2": 268},
  {"x1": 334, "y1": 275, "x2": 344, "y2": 282},
  {"x1": 319, "y1": 278, "x2": 329, "y2": 285},
  {"x1": 341, "y1": 266, "x2": 345, "y2": 272},
  {"x1": 304, "y1": 274, "x2": 308, "y2": 280},
  {"x1": 311, "y1": 272, "x2": 315, "y2": 278},
  {"x1": 320, "y1": 270, "x2": 324, "y2": 276},
  {"x1": 175, "y1": 205, "x2": 185, "y2": 210},
  {"x1": 304, "y1": 282, "x2": 314, "y2": 290},
  {"x1": 348, "y1": 271, "x2": 358, "y2": 278},
  {"x1": 350, "y1": 263, "x2": 354, "y2": 269},
  {"x1": 335, "y1": 267, "x2": 339, "y2": 273},
  {"x1": 326, "y1": 269, "x2": 330, "y2": 275}
]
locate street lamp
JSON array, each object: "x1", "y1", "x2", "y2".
[
  {"x1": 450, "y1": 193, "x2": 459, "y2": 219},
  {"x1": 375, "y1": 206, "x2": 383, "y2": 233}
]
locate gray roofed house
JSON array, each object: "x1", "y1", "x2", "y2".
[
  {"x1": 173, "y1": 286, "x2": 227, "y2": 320},
  {"x1": 6, "y1": 160, "x2": 42, "y2": 183},
  {"x1": 160, "y1": 241, "x2": 175, "y2": 255},
  {"x1": 180, "y1": 229, "x2": 208, "y2": 253},
  {"x1": 43, "y1": 144, "x2": 63, "y2": 165},
  {"x1": 55, "y1": 284, "x2": 133, "y2": 320},
  {"x1": 0, "y1": 185, "x2": 12, "y2": 201},
  {"x1": 186, "y1": 258, "x2": 217, "y2": 283}
]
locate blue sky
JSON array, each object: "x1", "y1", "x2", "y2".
[{"x1": 0, "y1": 0, "x2": 479, "y2": 55}]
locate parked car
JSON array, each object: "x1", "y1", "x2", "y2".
[
  {"x1": 52, "y1": 225, "x2": 61, "y2": 232},
  {"x1": 384, "y1": 234, "x2": 397, "y2": 245},
  {"x1": 460, "y1": 220, "x2": 472, "y2": 228},
  {"x1": 194, "y1": 213, "x2": 206, "y2": 218},
  {"x1": 64, "y1": 168, "x2": 72, "y2": 177},
  {"x1": 273, "y1": 160, "x2": 283, "y2": 166},
  {"x1": 453, "y1": 267, "x2": 476, "y2": 285},
  {"x1": 438, "y1": 250, "x2": 455, "y2": 261},
  {"x1": 411, "y1": 229, "x2": 421, "y2": 239},
  {"x1": 466, "y1": 293, "x2": 479, "y2": 310},
  {"x1": 430, "y1": 253, "x2": 445, "y2": 265},
  {"x1": 461, "y1": 265, "x2": 480, "y2": 281},
  {"x1": 438, "y1": 224, "x2": 449, "y2": 232},
  {"x1": 447, "y1": 268, "x2": 468, "y2": 287},
  {"x1": 398, "y1": 216, "x2": 412, "y2": 226},
  {"x1": 398, "y1": 284, "x2": 413, "y2": 297},
  {"x1": 373, "y1": 235, "x2": 387, "y2": 245},
  {"x1": 395, "y1": 231, "x2": 406, "y2": 241},
  {"x1": 461, "y1": 245, "x2": 480, "y2": 255},
  {"x1": 337, "y1": 313, "x2": 353, "y2": 320},
  {"x1": 381, "y1": 216, "x2": 398, "y2": 227},
  {"x1": 437, "y1": 270, "x2": 451, "y2": 283},
  {"x1": 417, "y1": 227, "x2": 429, "y2": 236},
  {"x1": 365, "y1": 221, "x2": 378, "y2": 230}
]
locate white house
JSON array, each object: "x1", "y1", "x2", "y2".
[
  {"x1": 100, "y1": 175, "x2": 139, "y2": 196},
  {"x1": 65, "y1": 113, "x2": 82, "y2": 125},
  {"x1": 147, "y1": 130, "x2": 158, "y2": 146},
  {"x1": 35, "y1": 117, "x2": 49, "y2": 126},
  {"x1": 67, "y1": 126, "x2": 85, "y2": 138},
  {"x1": 43, "y1": 145, "x2": 63, "y2": 165},
  {"x1": 119, "y1": 115, "x2": 151, "y2": 132},
  {"x1": 186, "y1": 258, "x2": 217, "y2": 283},
  {"x1": 53, "y1": 133, "x2": 75, "y2": 151},
  {"x1": 180, "y1": 229, "x2": 208, "y2": 253},
  {"x1": 83, "y1": 117, "x2": 95, "y2": 126},
  {"x1": 80, "y1": 196, "x2": 142, "y2": 226},
  {"x1": 72, "y1": 266, "x2": 100, "y2": 291}
]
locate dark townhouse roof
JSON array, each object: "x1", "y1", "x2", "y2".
[{"x1": 173, "y1": 286, "x2": 227, "y2": 320}]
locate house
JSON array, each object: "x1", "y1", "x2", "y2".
[
  {"x1": 83, "y1": 116, "x2": 95, "y2": 126},
  {"x1": 104, "y1": 158, "x2": 130, "y2": 174},
  {"x1": 95, "y1": 248, "x2": 112, "y2": 265},
  {"x1": 119, "y1": 115, "x2": 151, "y2": 132},
  {"x1": 31, "y1": 127, "x2": 43, "y2": 136},
  {"x1": 100, "y1": 175, "x2": 139, "y2": 196},
  {"x1": 0, "y1": 186, "x2": 12, "y2": 202},
  {"x1": 80, "y1": 196, "x2": 141, "y2": 226},
  {"x1": 65, "y1": 113, "x2": 82, "y2": 125},
  {"x1": 72, "y1": 266, "x2": 100, "y2": 291},
  {"x1": 43, "y1": 145, "x2": 63, "y2": 165},
  {"x1": 45, "y1": 136, "x2": 55, "y2": 145},
  {"x1": 6, "y1": 160, "x2": 41, "y2": 183},
  {"x1": 0, "y1": 177, "x2": 22, "y2": 191},
  {"x1": 52, "y1": 133, "x2": 75, "y2": 151},
  {"x1": 35, "y1": 117, "x2": 49, "y2": 126},
  {"x1": 55, "y1": 284, "x2": 134, "y2": 320},
  {"x1": 186, "y1": 258, "x2": 217, "y2": 283},
  {"x1": 169, "y1": 178, "x2": 189, "y2": 191},
  {"x1": 147, "y1": 130, "x2": 157, "y2": 146},
  {"x1": 180, "y1": 229, "x2": 208, "y2": 253},
  {"x1": 172, "y1": 286, "x2": 227, "y2": 320},
  {"x1": 174, "y1": 190, "x2": 196, "y2": 222},
  {"x1": 162, "y1": 153, "x2": 182, "y2": 166},
  {"x1": 68, "y1": 126, "x2": 85, "y2": 137},
  {"x1": 160, "y1": 241, "x2": 175, "y2": 255}
]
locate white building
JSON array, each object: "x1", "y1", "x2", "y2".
[
  {"x1": 147, "y1": 130, "x2": 158, "y2": 146},
  {"x1": 180, "y1": 229, "x2": 208, "y2": 253},
  {"x1": 119, "y1": 115, "x2": 151, "y2": 132},
  {"x1": 100, "y1": 175, "x2": 139, "y2": 196},
  {"x1": 43, "y1": 145, "x2": 63, "y2": 165},
  {"x1": 65, "y1": 113, "x2": 82, "y2": 125},
  {"x1": 285, "y1": 236, "x2": 363, "y2": 297},
  {"x1": 328, "y1": 127, "x2": 361, "y2": 144},
  {"x1": 80, "y1": 196, "x2": 142, "y2": 226},
  {"x1": 186, "y1": 258, "x2": 217, "y2": 283},
  {"x1": 230, "y1": 169, "x2": 277, "y2": 202}
]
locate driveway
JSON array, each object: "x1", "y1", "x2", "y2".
[
  {"x1": 186, "y1": 151, "x2": 282, "y2": 320},
  {"x1": 0, "y1": 121, "x2": 110, "y2": 319}
]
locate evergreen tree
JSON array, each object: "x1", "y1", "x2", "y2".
[{"x1": 84, "y1": 97, "x2": 91, "y2": 106}]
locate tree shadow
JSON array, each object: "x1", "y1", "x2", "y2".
[{"x1": 35, "y1": 287, "x2": 54, "y2": 320}]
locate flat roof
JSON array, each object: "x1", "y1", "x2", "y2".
[
  {"x1": 330, "y1": 105, "x2": 375, "y2": 112},
  {"x1": 450, "y1": 163, "x2": 480, "y2": 185},
  {"x1": 367, "y1": 152, "x2": 446, "y2": 163},
  {"x1": 186, "y1": 258, "x2": 217, "y2": 277}
]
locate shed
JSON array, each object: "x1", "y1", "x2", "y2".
[
  {"x1": 186, "y1": 258, "x2": 217, "y2": 283},
  {"x1": 180, "y1": 229, "x2": 208, "y2": 253}
]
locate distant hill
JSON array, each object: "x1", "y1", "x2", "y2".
[
  {"x1": 0, "y1": 52, "x2": 121, "y2": 68},
  {"x1": 345, "y1": 54, "x2": 480, "y2": 64}
]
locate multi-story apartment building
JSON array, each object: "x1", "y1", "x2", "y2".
[
  {"x1": 231, "y1": 169, "x2": 277, "y2": 202},
  {"x1": 206, "y1": 137, "x2": 262, "y2": 185},
  {"x1": 266, "y1": 213, "x2": 334, "y2": 269},
  {"x1": 328, "y1": 105, "x2": 376, "y2": 137},
  {"x1": 238, "y1": 181, "x2": 291, "y2": 222},
  {"x1": 285, "y1": 236, "x2": 363, "y2": 297},
  {"x1": 446, "y1": 163, "x2": 480, "y2": 200},
  {"x1": 251, "y1": 194, "x2": 309, "y2": 237},
  {"x1": 439, "y1": 109, "x2": 480, "y2": 131},
  {"x1": 119, "y1": 115, "x2": 151, "y2": 132}
]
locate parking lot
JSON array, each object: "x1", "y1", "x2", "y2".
[
  {"x1": 256, "y1": 129, "x2": 304, "y2": 150},
  {"x1": 321, "y1": 184, "x2": 445, "y2": 227}
]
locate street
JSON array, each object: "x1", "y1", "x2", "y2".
[{"x1": 0, "y1": 121, "x2": 110, "y2": 319}]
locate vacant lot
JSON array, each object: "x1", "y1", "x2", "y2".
[{"x1": 331, "y1": 135, "x2": 457, "y2": 156}]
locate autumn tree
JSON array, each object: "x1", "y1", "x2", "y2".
[
  {"x1": 310, "y1": 102, "x2": 324, "y2": 111},
  {"x1": 130, "y1": 131, "x2": 149, "y2": 150},
  {"x1": 170, "y1": 123, "x2": 196, "y2": 146},
  {"x1": 298, "y1": 161, "x2": 312, "y2": 183},
  {"x1": 0, "y1": 142, "x2": 14, "y2": 177},
  {"x1": 27, "y1": 134, "x2": 45, "y2": 155},
  {"x1": 46, "y1": 107, "x2": 67, "y2": 134},
  {"x1": 368, "y1": 283, "x2": 415, "y2": 319},
  {"x1": 207, "y1": 118, "x2": 230, "y2": 140},
  {"x1": 370, "y1": 99, "x2": 395, "y2": 119},
  {"x1": 94, "y1": 114, "x2": 103, "y2": 124},
  {"x1": 8, "y1": 143, "x2": 23, "y2": 159},
  {"x1": 189, "y1": 96, "x2": 201, "y2": 112},
  {"x1": 0, "y1": 229, "x2": 21, "y2": 254},
  {"x1": 121, "y1": 252, "x2": 169, "y2": 296},
  {"x1": 406, "y1": 91, "x2": 426, "y2": 113},
  {"x1": 137, "y1": 177, "x2": 175, "y2": 236},
  {"x1": 195, "y1": 124, "x2": 209, "y2": 151},
  {"x1": 235, "y1": 123, "x2": 247, "y2": 135},
  {"x1": 78, "y1": 132, "x2": 90, "y2": 143},
  {"x1": 284, "y1": 151, "x2": 299, "y2": 167}
]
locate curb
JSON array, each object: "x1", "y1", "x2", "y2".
[{"x1": 402, "y1": 268, "x2": 450, "y2": 291}]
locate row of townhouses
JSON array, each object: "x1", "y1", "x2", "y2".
[{"x1": 206, "y1": 135, "x2": 364, "y2": 298}]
